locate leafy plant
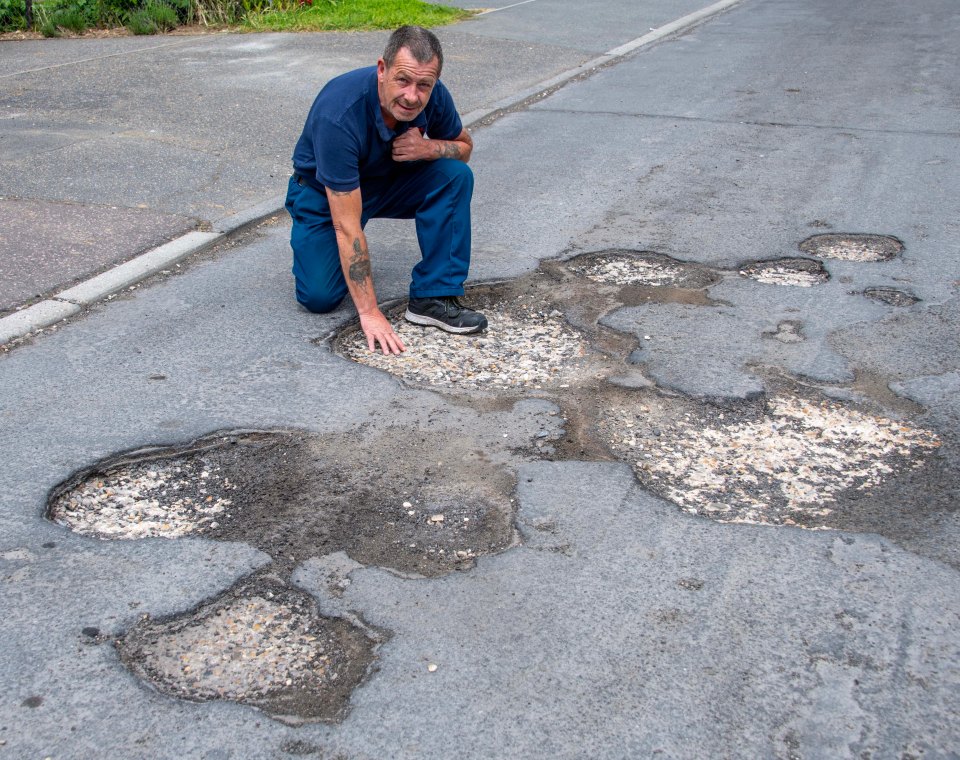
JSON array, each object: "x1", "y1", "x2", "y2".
[
  {"x1": 41, "y1": 6, "x2": 90, "y2": 33},
  {"x1": 0, "y1": 0, "x2": 27, "y2": 32},
  {"x1": 126, "y1": 0, "x2": 178, "y2": 32}
]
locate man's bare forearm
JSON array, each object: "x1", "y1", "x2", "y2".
[
  {"x1": 337, "y1": 232, "x2": 379, "y2": 315},
  {"x1": 431, "y1": 139, "x2": 470, "y2": 162}
]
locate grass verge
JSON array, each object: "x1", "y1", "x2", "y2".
[{"x1": 244, "y1": 0, "x2": 472, "y2": 33}]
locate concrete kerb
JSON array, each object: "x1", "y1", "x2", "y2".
[{"x1": 0, "y1": 0, "x2": 743, "y2": 348}]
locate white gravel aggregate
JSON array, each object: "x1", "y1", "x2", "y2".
[
  {"x1": 341, "y1": 303, "x2": 589, "y2": 391},
  {"x1": 132, "y1": 595, "x2": 335, "y2": 701},
  {"x1": 605, "y1": 395, "x2": 940, "y2": 525},
  {"x1": 568, "y1": 254, "x2": 687, "y2": 286},
  {"x1": 50, "y1": 458, "x2": 235, "y2": 539}
]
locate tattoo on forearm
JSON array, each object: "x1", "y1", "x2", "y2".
[
  {"x1": 348, "y1": 238, "x2": 372, "y2": 290},
  {"x1": 438, "y1": 142, "x2": 462, "y2": 160},
  {"x1": 328, "y1": 189, "x2": 353, "y2": 197}
]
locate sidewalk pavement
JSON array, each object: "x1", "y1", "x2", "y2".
[{"x1": 0, "y1": 0, "x2": 725, "y2": 343}]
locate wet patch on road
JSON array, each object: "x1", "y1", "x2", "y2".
[
  {"x1": 738, "y1": 257, "x2": 830, "y2": 287},
  {"x1": 116, "y1": 575, "x2": 379, "y2": 725},
  {"x1": 799, "y1": 233, "x2": 903, "y2": 262}
]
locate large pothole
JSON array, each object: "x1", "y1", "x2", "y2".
[
  {"x1": 331, "y1": 251, "x2": 715, "y2": 396},
  {"x1": 599, "y1": 390, "x2": 941, "y2": 527},
  {"x1": 337, "y1": 298, "x2": 591, "y2": 392},
  {"x1": 116, "y1": 576, "x2": 378, "y2": 725},
  {"x1": 799, "y1": 233, "x2": 903, "y2": 262},
  {"x1": 48, "y1": 428, "x2": 517, "y2": 578}
]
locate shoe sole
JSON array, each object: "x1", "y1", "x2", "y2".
[{"x1": 404, "y1": 308, "x2": 486, "y2": 334}]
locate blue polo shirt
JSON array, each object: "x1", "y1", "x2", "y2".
[{"x1": 292, "y1": 66, "x2": 463, "y2": 193}]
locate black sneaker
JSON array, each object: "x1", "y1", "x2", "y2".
[{"x1": 405, "y1": 296, "x2": 488, "y2": 334}]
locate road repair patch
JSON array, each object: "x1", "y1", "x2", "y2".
[{"x1": 116, "y1": 576, "x2": 378, "y2": 725}]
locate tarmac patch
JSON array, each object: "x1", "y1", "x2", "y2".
[
  {"x1": 116, "y1": 577, "x2": 378, "y2": 725},
  {"x1": 799, "y1": 233, "x2": 903, "y2": 262}
]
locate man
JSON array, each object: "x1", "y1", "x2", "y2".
[{"x1": 286, "y1": 25, "x2": 487, "y2": 356}]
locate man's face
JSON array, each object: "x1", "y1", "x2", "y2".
[{"x1": 377, "y1": 48, "x2": 440, "y2": 128}]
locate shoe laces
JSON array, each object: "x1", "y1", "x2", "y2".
[{"x1": 442, "y1": 296, "x2": 465, "y2": 314}]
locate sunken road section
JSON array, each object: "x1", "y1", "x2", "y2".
[
  {"x1": 117, "y1": 576, "x2": 379, "y2": 725},
  {"x1": 48, "y1": 428, "x2": 518, "y2": 578},
  {"x1": 49, "y1": 234, "x2": 943, "y2": 723},
  {"x1": 334, "y1": 245, "x2": 947, "y2": 536}
]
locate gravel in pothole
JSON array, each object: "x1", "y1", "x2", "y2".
[
  {"x1": 799, "y1": 233, "x2": 903, "y2": 262},
  {"x1": 50, "y1": 454, "x2": 237, "y2": 539},
  {"x1": 49, "y1": 429, "x2": 517, "y2": 578},
  {"x1": 601, "y1": 394, "x2": 940, "y2": 526},
  {"x1": 565, "y1": 250, "x2": 717, "y2": 289},
  {"x1": 739, "y1": 258, "x2": 829, "y2": 287},
  {"x1": 337, "y1": 300, "x2": 590, "y2": 391},
  {"x1": 116, "y1": 579, "x2": 376, "y2": 724},
  {"x1": 862, "y1": 287, "x2": 920, "y2": 307}
]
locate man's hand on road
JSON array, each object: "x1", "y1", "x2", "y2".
[{"x1": 360, "y1": 310, "x2": 406, "y2": 355}]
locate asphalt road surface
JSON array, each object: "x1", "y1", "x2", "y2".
[{"x1": 1, "y1": 0, "x2": 959, "y2": 757}]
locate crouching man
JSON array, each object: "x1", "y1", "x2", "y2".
[{"x1": 286, "y1": 25, "x2": 487, "y2": 355}]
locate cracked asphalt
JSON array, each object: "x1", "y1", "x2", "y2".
[{"x1": 2, "y1": 0, "x2": 960, "y2": 757}]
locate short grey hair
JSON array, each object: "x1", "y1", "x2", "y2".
[{"x1": 383, "y1": 26, "x2": 444, "y2": 76}]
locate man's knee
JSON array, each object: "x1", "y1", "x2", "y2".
[
  {"x1": 444, "y1": 159, "x2": 473, "y2": 190},
  {"x1": 296, "y1": 286, "x2": 346, "y2": 314}
]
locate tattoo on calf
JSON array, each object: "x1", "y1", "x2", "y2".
[
  {"x1": 348, "y1": 238, "x2": 372, "y2": 289},
  {"x1": 328, "y1": 189, "x2": 353, "y2": 197}
]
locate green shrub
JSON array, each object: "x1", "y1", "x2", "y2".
[
  {"x1": 125, "y1": 0, "x2": 178, "y2": 33},
  {"x1": 0, "y1": 0, "x2": 27, "y2": 32},
  {"x1": 42, "y1": 6, "x2": 90, "y2": 33},
  {"x1": 124, "y1": 6, "x2": 155, "y2": 31}
]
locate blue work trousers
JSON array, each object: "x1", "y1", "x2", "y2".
[{"x1": 285, "y1": 159, "x2": 474, "y2": 313}]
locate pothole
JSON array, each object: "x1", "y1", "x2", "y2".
[
  {"x1": 49, "y1": 446, "x2": 239, "y2": 539},
  {"x1": 799, "y1": 233, "x2": 903, "y2": 262},
  {"x1": 116, "y1": 577, "x2": 378, "y2": 725},
  {"x1": 738, "y1": 258, "x2": 829, "y2": 287},
  {"x1": 332, "y1": 251, "x2": 722, "y2": 397},
  {"x1": 337, "y1": 301, "x2": 590, "y2": 392},
  {"x1": 48, "y1": 429, "x2": 517, "y2": 578},
  {"x1": 863, "y1": 287, "x2": 920, "y2": 307},
  {"x1": 600, "y1": 392, "x2": 940, "y2": 527},
  {"x1": 565, "y1": 249, "x2": 718, "y2": 289}
]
